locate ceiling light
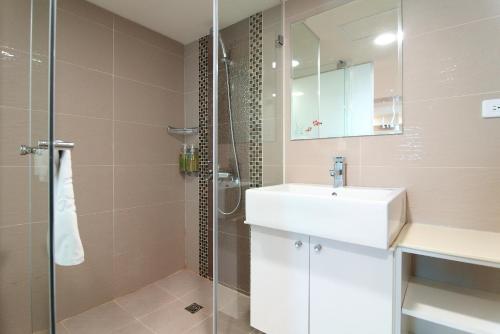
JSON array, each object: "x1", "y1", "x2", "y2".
[
  {"x1": 292, "y1": 91, "x2": 304, "y2": 97},
  {"x1": 272, "y1": 61, "x2": 277, "y2": 69},
  {"x1": 374, "y1": 33, "x2": 397, "y2": 46},
  {"x1": 292, "y1": 60, "x2": 300, "y2": 67}
]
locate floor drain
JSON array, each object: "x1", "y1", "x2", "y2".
[{"x1": 185, "y1": 303, "x2": 204, "y2": 314}]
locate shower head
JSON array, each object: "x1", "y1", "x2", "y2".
[
  {"x1": 218, "y1": 36, "x2": 229, "y2": 62},
  {"x1": 209, "y1": 27, "x2": 230, "y2": 62}
]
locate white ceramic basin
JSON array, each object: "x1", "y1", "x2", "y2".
[{"x1": 245, "y1": 184, "x2": 406, "y2": 249}]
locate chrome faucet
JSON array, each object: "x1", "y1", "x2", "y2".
[{"x1": 329, "y1": 156, "x2": 345, "y2": 188}]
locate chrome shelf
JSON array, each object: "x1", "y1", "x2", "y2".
[{"x1": 167, "y1": 126, "x2": 199, "y2": 135}]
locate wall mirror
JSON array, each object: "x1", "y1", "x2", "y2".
[{"x1": 290, "y1": 0, "x2": 403, "y2": 140}]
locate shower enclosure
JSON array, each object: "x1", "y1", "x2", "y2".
[
  {"x1": 0, "y1": 0, "x2": 282, "y2": 332},
  {"x1": 1, "y1": 0, "x2": 56, "y2": 333},
  {"x1": 211, "y1": 1, "x2": 284, "y2": 332}
]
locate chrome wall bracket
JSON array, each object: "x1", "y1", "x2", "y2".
[{"x1": 19, "y1": 140, "x2": 75, "y2": 156}]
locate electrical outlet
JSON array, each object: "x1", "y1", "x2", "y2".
[{"x1": 482, "y1": 99, "x2": 500, "y2": 118}]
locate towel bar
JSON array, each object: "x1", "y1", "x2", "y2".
[{"x1": 20, "y1": 140, "x2": 75, "y2": 155}]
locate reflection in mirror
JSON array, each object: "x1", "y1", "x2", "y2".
[{"x1": 290, "y1": 0, "x2": 403, "y2": 140}]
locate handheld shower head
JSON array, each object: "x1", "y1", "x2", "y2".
[{"x1": 209, "y1": 27, "x2": 230, "y2": 62}]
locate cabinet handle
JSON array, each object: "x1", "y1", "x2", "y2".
[
  {"x1": 313, "y1": 244, "x2": 322, "y2": 253},
  {"x1": 294, "y1": 240, "x2": 303, "y2": 248}
]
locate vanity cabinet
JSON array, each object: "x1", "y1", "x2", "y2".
[
  {"x1": 250, "y1": 226, "x2": 309, "y2": 334},
  {"x1": 309, "y1": 236, "x2": 394, "y2": 334},
  {"x1": 250, "y1": 226, "x2": 395, "y2": 334}
]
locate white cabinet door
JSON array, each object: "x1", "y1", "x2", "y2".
[
  {"x1": 310, "y1": 236, "x2": 394, "y2": 334},
  {"x1": 250, "y1": 226, "x2": 309, "y2": 334}
]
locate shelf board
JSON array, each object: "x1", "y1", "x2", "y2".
[
  {"x1": 396, "y1": 223, "x2": 500, "y2": 267},
  {"x1": 403, "y1": 278, "x2": 500, "y2": 334},
  {"x1": 167, "y1": 126, "x2": 198, "y2": 135}
]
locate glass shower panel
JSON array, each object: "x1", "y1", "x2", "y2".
[
  {"x1": 0, "y1": 0, "x2": 54, "y2": 332},
  {"x1": 29, "y1": 0, "x2": 55, "y2": 332},
  {"x1": 214, "y1": 1, "x2": 283, "y2": 332}
]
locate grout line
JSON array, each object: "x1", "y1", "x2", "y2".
[
  {"x1": 403, "y1": 90, "x2": 500, "y2": 104},
  {"x1": 113, "y1": 74, "x2": 185, "y2": 94},
  {"x1": 70, "y1": 163, "x2": 179, "y2": 167},
  {"x1": 57, "y1": 7, "x2": 113, "y2": 31},
  {"x1": 57, "y1": 7, "x2": 183, "y2": 59},
  {"x1": 406, "y1": 13, "x2": 500, "y2": 40},
  {"x1": 55, "y1": 59, "x2": 184, "y2": 94},
  {"x1": 113, "y1": 30, "x2": 184, "y2": 60},
  {"x1": 113, "y1": 200, "x2": 186, "y2": 213}
]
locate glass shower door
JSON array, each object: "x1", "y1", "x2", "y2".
[
  {"x1": 213, "y1": 0, "x2": 283, "y2": 332},
  {"x1": 0, "y1": 0, "x2": 55, "y2": 333}
]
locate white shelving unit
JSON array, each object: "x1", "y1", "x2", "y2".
[
  {"x1": 395, "y1": 223, "x2": 500, "y2": 334},
  {"x1": 403, "y1": 278, "x2": 500, "y2": 333}
]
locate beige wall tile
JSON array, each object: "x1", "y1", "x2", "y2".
[
  {"x1": 56, "y1": 114, "x2": 113, "y2": 165},
  {"x1": 184, "y1": 52, "x2": 199, "y2": 93},
  {"x1": 0, "y1": 0, "x2": 31, "y2": 52},
  {"x1": 286, "y1": 164, "x2": 361, "y2": 186},
  {"x1": 218, "y1": 233, "x2": 250, "y2": 293},
  {"x1": 56, "y1": 61, "x2": 113, "y2": 119},
  {"x1": 0, "y1": 279, "x2": 31, "y2": 334},
  {"x1": 286, "y1": 136, "x2": 361, "y2": 167},
  {"x1": 58, "y1": 0, "x2": 114, "y2": 28},
  {"x1": 114, "y1": 203, "x2": 185, "y2": 256},
  {"x1": 115, "y1": 121, "x2": 181, "y2": 165},
  {"x1": 115, "y1": 77, "x2": 183, "y2": 126},
  {"x1": 359, "y1": 166, "x2": 500, "y2": 232},
  {"x1": 56, "y1": 212, "x2": 114, "y2": 320},
  {"x1": 404, "y1": 17, "x2": 500, "y2": 102},
  {"x1": 114, "y1": 165, "x2": 184, "y2": 210},
  {"x1": 184, "y1": 92, "x2": 199, "y2": 128},
  {"x1": 0, "y1": 107, "x2": 28, "y2": 166},
  {"x1": 361, "y1": 93, "x2": 500, "y2": 168},
  {"x1": 0, "y1": 167, "x2": 28, "y2": 227},
  {"x1": 184, "y1": 41, "x2": 198, "y2": 58},
  {"x1": 56, "y1": 9, "x2": 113, "y2": 72},
  {"x1": 114, "y1": 16, "x2": 183, "y2": 56},
  {"x1": 114, "y1": 32, "x2": 183, "y2": 91},
  {"x1": 0, "y1": 47, "x2": 29, "y2": 109},
  {"x1": 262, "y1": 164, "x2": 283, "y2": 186},
  {"x1": 0, "y1": 224, "x2": 29, "y2": 284},
  {"x1": 403, "y1": 0, "x2": 500, "y2": 38},
  {"x1": 72, "y1": 166, "x2": 113, "y2": 215},
  {"x1": 185, "y1": 200, "x2": 200, "y2": 272}
]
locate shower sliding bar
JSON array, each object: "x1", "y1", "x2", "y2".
[{"x1": 19, "y1": 140, "x2": 75, "y2": 155}]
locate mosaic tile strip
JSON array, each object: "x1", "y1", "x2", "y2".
[
  {"x1": 198, "y1": 35, "x2": 210, "y2": 278},
  {"x1": 249, "y1": 13, "x2": 263, "y2": 189}
]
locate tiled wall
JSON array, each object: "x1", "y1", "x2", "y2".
[
  {"x1": 54, "y1": 0, "x2": 186, "y2": 320},
  {"x1": 184, "y1": 40, "x2": 200, "y2": 273},
  {"x1": 284, "y1": 0, "x2": 500, "y2": 232}
]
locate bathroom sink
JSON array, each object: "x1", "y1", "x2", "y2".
[{"x1": 245, "y1": 184, "x2": 406, "y2": 249}]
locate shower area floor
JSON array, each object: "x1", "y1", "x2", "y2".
[{"x1": 50, "y1": 270, "x2": 260, "y2": 334}]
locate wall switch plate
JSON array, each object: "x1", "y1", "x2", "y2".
[{"x1": 482, "y1": 99, "x2": 500, "y2": 118}]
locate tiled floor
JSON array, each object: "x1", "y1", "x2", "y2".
[{"x1": 56, "y1": 270, "x2": 261, "y2": 334}]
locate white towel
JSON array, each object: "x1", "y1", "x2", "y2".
[
  {"x1": 54, "y1": 150, "x2": 84, "y2": 266},
  {"x1": 34, "y1": 149, "x2": 49, "y2": 182}
]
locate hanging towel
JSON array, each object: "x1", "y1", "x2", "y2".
[
  {"x1": 54, "y1": 150, "x2": 84, "y2": 266},
  {"x1": 34, "y1": 149, "x2": 49, "y2": 182}
]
